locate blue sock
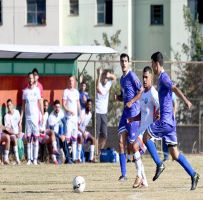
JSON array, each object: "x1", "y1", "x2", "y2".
[
  {"x1": 119, "y1": 153, "x2": 126, "y2": 177},
  {"x1": 146, "y1": 139, "x2": 162, "y2": 166},
  {"x1": 162, "y1": 141, "x2": 169, "y2": 160},
  {"x1": 176, "y1": 153, "x2": 196, "y2": 177}
]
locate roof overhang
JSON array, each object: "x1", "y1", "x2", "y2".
[{"x1": 0, "y1": 44, "x2": 117, "y2": 60}]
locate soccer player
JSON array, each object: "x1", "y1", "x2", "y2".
[
  {"x1": 20, "y1": 72, "x2": 44, "y2": 165},
  {"x1": 32, "y1": 68, "x2": 43, "y2": 97},
  {"x1": 0, "y1": 126, "x2": 10, "y2": 164},
  {"x1": 115, "y1": 53, "x2": 143, "y2": 181},
  {"x1": 77, "y1": 99, "x2": 95, "y2": 162},
  {"x1": 4, "y1": 99, "x2": 21, "y2": 164},
  {"x1": 143, "y1": 51, "x2": 199, "y2": 190},
  {"x1": 48, "y1": 100, "x2": 72, "y2": 164},
  {"x1": 63, "y1": 75, "x2": 81, "y2": 163},
  {"x1": 96, "y1": 68, "x2": 116, "y2": 152},
  {"x1": 79, "y1": 81, "x2": 89, "y2": 110}
]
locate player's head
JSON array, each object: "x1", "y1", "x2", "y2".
[
  {"x1": 151, "y1": 51, "x2": 163, "y2": 75},
  {"x1": 143, "y1": 66, "x2": 153, "y2": 90},
  {"x1": 6, "y1": 99, "x2": 13, "y2": 113},
  {"x1": 120, "y1": 53, "x2": 129, "y2": 74},
  {"x1": 67, "y1": 75, "x2": 75, "y2": 89},
  {"x1": 101, "y1": 69, "x2": 111, "y2": 85},
  {"x1": 86, "y1": 99, "x2": 92, "y2": 112},
  {"x1": 80, "y1": 81, "x2": 87, "y2": 91},
  {"x1": 32, "y1": 68, "x2": 39, "y2": 83},
  {"x1": 53, "y1": 100, "x2": 61, "y2": 113},
  {"x1": 28, "y1": 72, "x2": 34, "y2": 86},
  {"x1": 43, "y1": 99, "x2": 49, "y2": 112}
]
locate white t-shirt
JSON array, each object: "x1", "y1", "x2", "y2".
[
  {"x1": 4, "y1": 109, "x2": 20, "y2": 134},
  {"x1": 40, "y1": 111, "x2": 49, "y2": 132},
  {"x1": 78, "y1": 109, "x2": 92, "y2": 133},
  {"x1": 138, "y1": 86, "x2": 159, "y2": 135},
  {"x1": 48, "y1": 109, "x2": 65, "y2": 134},
  {"x1": 63, "y1": 88, "x2": 80, "y2": 120},
  {"x1": 22, "y1": 86, "x2": 41, "y2": 121},
  {"x1": 96, "y1": 80, "x2": 112, "y2": 114}
]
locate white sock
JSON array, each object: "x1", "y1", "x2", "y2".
[
  {"x1": 72, "y1": 141, "x2": 77, "y2": 161},
  {"x1": 31, "y1": 142, "x2": 33, "y2": 161},
  {"x1": 52, "y1": 141, "x2": 57, "y2": 151},
  {"x1": 51, "y1": 154, "x2": 57, "y2": 162},
  {"x1": 77, "y1": 144, "x2": 82, "y2": 161},
  {"x1": 4, "y1": 150, "x2": 9, "y2": 161},
  {"x1": 141, "y1": 163, "x2": 148, "y2": 186},
  {"x1": 90, "y1": 145, "x2": 95, "y2": 161},
  {"x1": 27, "y1": 143, "x2": 31, "y2": 160},
  {"x1": 13, "y1": 145, "x2": 20, "y2": 162},
  {"x1": 134, "y1": 151, "x2": 142, "y2": 178},
  {"x1": 127, "y1": 154, "x2": 131, "y2": 160},
  {"x1": 33, "y1": 140, "x2": 39, "y2": 160}
]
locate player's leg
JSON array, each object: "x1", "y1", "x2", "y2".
[
  {"x1": 143, "y1": 121, "x2": 165, "y2": 181},
  {"x1": 1, "y1": 133, "x2": 10, "y2": 164},
  {"x1": 162, "y1": 138, "x2": 169, "y2": 162},
  {"x1": 71, "y1": 123, "x2": 78, "y2": 163},
  {"x1": 127, "y1": 143, "x2": 132, "y2": 162},
  {"x1": 77, "y1": 133, "x2": 83, "y2": 163},
  {"x1": 96, "y1": 113, "x2": 101, "y2": 154},
  {"x1": 85, "y1": 132, "x2": 95, "y2": 162},
  {"x1": 10, "y1": 135, "x2": 20, "y2": 164},
  {"x1": 98, "y1": 114, "x2": 108, "y2": 150},
  {"x1": 168, "y1": 144, "x2": 200, "y2": 190},
  {"x1": 25, "y1": 120, "x2": 33, "y2": 165}
]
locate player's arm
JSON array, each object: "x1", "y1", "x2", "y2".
[
  {"x1": 62, "y1": 99, "x2": 74, "y2": 115},
  {"x1": 19, "y1": 100, "x2": 25, "y2": 127},
  {"x1": 96, "y1": 68, "x2": 102, "y2": 94},
  {"x1": 126, "y1": 87, "x2": 144, "y2": 108},
  {"x1": 172, "y1": 85, "x2": 192, "y2": 109},
  {"x1": 106, "y1": 71, "x2": 116, "y2": 81},
  {"x1": 77, "y1": 99, "x2": 81, "y2": 117},
  {"x1": 115, "y1": 90, "x2": 123, "y2": 102}
]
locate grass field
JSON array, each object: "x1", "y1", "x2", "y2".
[{"x1": 0, "y1": 155, "x2": 202, "y2": 200}]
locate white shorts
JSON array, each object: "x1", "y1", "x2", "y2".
[
  {"x1": 25, "y1": 119, "x2": 39, "y2": 137},
  {"x1": 77, "y1": 130, "x2": 90, "y2": 140},
  {"x1": 65, "y1": 119, "x2": 78, "y2": 141}
]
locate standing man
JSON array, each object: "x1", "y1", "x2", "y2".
[
  {"x1": 96, "y1": 68, "x2": 116, "y2": 152},
  {"x1": 63, "y1": 75, "x2": 81, "y2": 163},
  {"x1": 20, "y1": 72, "x2": 44, "y2": 165},
  {"x1": 4, "y1": 99, "x2": 21, "y2": 164},
  {"x1": 115, "y1": 53, "x2": 143, "y2": 181},
  {"x1": 143, "y1": 51, "x2": 199, "y2": 190},
  {"x1": 32, "y1": 68, "x2": 43, "y2": 97}
]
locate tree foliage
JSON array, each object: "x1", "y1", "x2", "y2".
[{"x1": 176, "y1": 5, "x2": 203, "y2": 124}]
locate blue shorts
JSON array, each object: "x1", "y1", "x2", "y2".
[
  {"x1": 147, "y1": 120, "x2": 177, "y2": 145},
  {"x1": 118, "y1": 112, "x2": 139, "y2": 143}
]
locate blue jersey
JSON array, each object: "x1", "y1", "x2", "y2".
[
  {"x1": 79, "y1": 91, "x2": 89, "y2": 110},
  {"x1": 120, "y1": 70, "x2": 142, "y2": 118},
  {"x1": 158, "y1": 71, "x2": 175, "y2": 126}
]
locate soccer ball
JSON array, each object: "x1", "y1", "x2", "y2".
[{"x1": 72, "y1": 176, "x2": 86, "y2": 193}]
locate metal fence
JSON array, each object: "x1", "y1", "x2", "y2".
[{"x1": 78, "y1": 60, "x2": 203, "y2": 153}]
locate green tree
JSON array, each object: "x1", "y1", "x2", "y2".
[{"x1": 176, "y1": 5, "x2": 203, "y2": 124}]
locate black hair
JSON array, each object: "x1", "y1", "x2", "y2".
[
  {"x1": 6, "y1": 99, "x2": 12, "y2": 104},
  {"x1": 32, "y1": 68, "x2": 39, "y2": 75},
  {"x1": 86, "y1": 99, "x2": 92, "y2": 104},
  {"x1": 120, "y1": 53, "x2": 129, "y2": 62},
  {"x1": 54, "y1": 100, "x2": 60, "y2": 105},
  {"x1": 143, "y1": 66, "x2": 153, "y2": 74},
  {"x1": 28, "y1": 72, "x2": 33, "y2": 76},
  {"x1": 151, "y1": 51, "x2": 163, "y2": 66},
  {"x1": 43, "y1": 99, "x2": 48, "y2": 104}
]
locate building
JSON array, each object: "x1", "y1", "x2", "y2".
[{"x1": 0, "y1": 0, "x2": 202, "y2": 61}]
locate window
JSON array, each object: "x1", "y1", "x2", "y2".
[
  {"x1": 151, "y1": 5, "x2": 163, "y2": 25},
  {"x1": 197, "y1": 0, "x2": 203, "y2": 23},
  {"x1": 70, "y1": 0, "x2": 79, "y2": 15},
  {"x1": 0, "y1": 0, "x2": 2, "y2": 25},
  {"x1": 27, "y1": 0, "x2": 46, "y2": 25},
  {"x1": 97, "y1": 0, "x2": 112, "y2": 25}
]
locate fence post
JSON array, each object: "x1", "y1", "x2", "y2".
[{"x1": 199, "y1": 100, "x2": 203, "y2": 153}]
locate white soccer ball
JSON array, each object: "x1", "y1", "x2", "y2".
[{"x1": 72, "y1": 176, "x2": 86, "y2": 193}]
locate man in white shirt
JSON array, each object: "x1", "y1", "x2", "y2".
[
  {"x1": 96, "y1": 68, "x2": 116, "y2": 152},
  {"x1": 20, "y1": 72, "x2": 44, "y2": 165},
  {"x1": 4, "y1": 99, "x2": 21, "y2": 164},
  {"x1": 49, "y1": 100, "x2": 72, "y2": 164},
  {"x1": 62, "y1": 75, "x2": 81, "y2": 163}
]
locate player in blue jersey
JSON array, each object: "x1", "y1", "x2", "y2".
[
  {"x1": 115, "y1": 53, "x2": 143, "y2": 181},
  {"x1": 143, "y1": 51, "x2": 199, "y2": 190}
]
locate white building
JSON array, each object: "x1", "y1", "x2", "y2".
[{"x1": 0, "y1": 0, "x2": 202, "y2": 61}]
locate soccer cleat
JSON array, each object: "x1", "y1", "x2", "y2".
[
  {"x1": 118, "y1": 175, "x2": 127, "y2": 181},
  {"x1": 3, "y1": 160, "x2": 9, "y2": 165},
  {"x1": 153, "y1": 163, "x2": 165, "y2": 181},
  {"x1": 27, "y1": 160, "x2": 32, "y2": 165},
  {"x1": 33, "y1": 159, "x2": 38, "y2": 165},
  {"x1": 133, "y1": 176, "x2": 143, "y2": 188},
  {"x1": 191, "y1": 173, "x2": 200, "y2": 190}
]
